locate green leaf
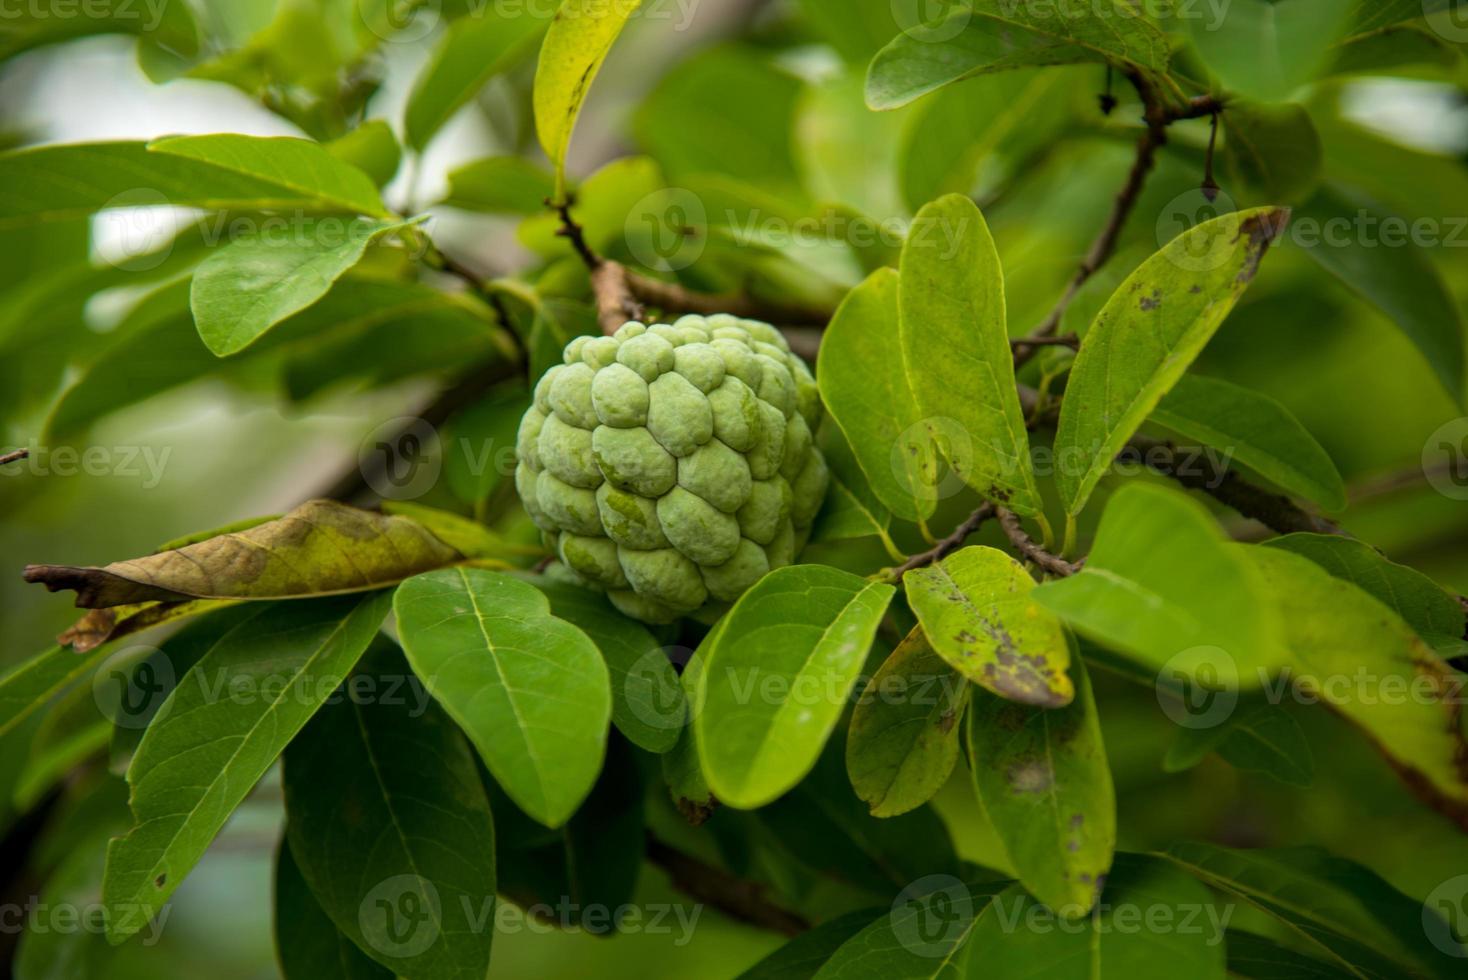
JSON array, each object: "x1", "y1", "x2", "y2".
[
  {"x1": 1225, "y1": 930, "x2": 1358, "y2": 979},
  {"x1": 1033, "y1": 483, "x2": 1287, "y2": 688},
  {"x1": 966, "y1": 654, "x2": 1114, "y2": 914},
  {"x1": 1330, "y1": 25, "x2": 1461, "y2": 76},
  {"x1": 0, "y1": 0, "x2": 199, "y2": 63},
  {"x1": 283, "y1": 641, "x2": 497, "y2": 980},
  {"x1": 758, "y1": 738, "x2": 963, "y2": 895},
  {"x1": 866, "y1": 4, "x2": 1172, "y2": 110},
  {"x1": 325, "y1": 121, "x2": 402, "y2": 189},
  {"x1": 1163, "y1": 842, "x2": 1467, "y2": 977},
  {"x1": 148, "y1": 134, "x2": 390, "y2": 214},
  {"x1": 1163, "y1": 702, "x2": 1315, "y2": 787},
  {"x1": 191, "y1": 217, "x2": 409, "y2": 356},
  {"x1": 812, "y1": 422, "x2": 893, "y2": 544},
  {"x1": 634, "y1": 44, "x2": 805, "y2": 197},
  {"x1": 12, "y1": 777, "x2": 131, "y2": 979},
  {"x1": 492, "y1": 736, "x2": 644, "y2": 930},
  {"x1": 798, "y1": 74, "x2": 907, "y2": 222},
  {"x1": 905, "y1": 546, "x2": 1073, "y2": 708},
  {"x1": 441, "y1": 388, "x2": 532, "y2": 509},
  {"x1": 531, "y1": 578, "x2": 685, "y2": 754},
  {"x1": 734, "y1": 908, "x2": 881, "y2": 980},
  {"x1": 695, "y1": 565, "x2": 895, "y2": 809},
  {"x1": 406, "y1": 10, "x2": 550, "y2": 151},
  {"x1": 847, "y1": 627, "x2": 970, "y2": 817},
  {"x1": 1152, "y1": 374, "x2": 1346, "y2": 510},
  {"x1": 968, "y1": 854, "x2": 1227, "y2": 977},
  {"x1": 0, "y1": 645, "x2": 107, "y2": 740},
  {"x1": 393, "y1": 568, "x2": 611, "y2": 827},
  {"x1": 102, "y1": 591, "x2": 391, "y2": 942},
  {"x1": 1296, "y1": 185, "x2": 1466, "y2": 402},
  {"x1": 0, "y1": 138, "x2": 388, "y2": 230},
  {"x1": 661, "y1": 632, "x2": 716, "y2": 821},
  {"x1": 1222, "y1": 102, "x2": 1325, "y2": 205},
  {"x1": 381, "y1": 502, "x2": 536, "y2": 561},
  {"x1": 444, "y1": 157, "x2": 557, "y2": 214},
  {"x1": 899, "y1": 193, "x2": 1041, "y2": 514},
  {"x1": 1188, "y1": 0, "x2": 1356, "y2": 103},
  {"x1": 813, "y1": 879, "x2": 1008, "y2": 978},
  {"x1": 275, "y1": 843, "x2": 392, "y2": 980},
  {"x1": 25, "y1": 499, "x2": 463, "y2": 607},
  {"x1": 1054, "y1": 207, "x2": 1289, "y2": 516},
  {"x1": 817, "y1": 268, "x2": 941, "y2": 522},
  {"x1": 1242, "y1": 546, "x2": 1468, "y2": 818},
  {"x1": 1266, "y1": 533, "x2": 1467, "y2": 642},
  {"x1": 533, "y1": 0, "x2": 644, "y2": 200}
]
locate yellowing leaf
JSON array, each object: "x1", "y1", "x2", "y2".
[
  {"x1": 533, "y1": 0, "x2": 643, "y2": 200},
  {"x1": 1055, "y1": 208, "x2": 1289, "y2": 516},
  {"x1": 25, "y1": 500, "x2": 462, "y2": 607},
  {"x1": 904, "y1": 546, "x2": 1072, "y2": 707}
]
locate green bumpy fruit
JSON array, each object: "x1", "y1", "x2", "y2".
[{"x1": 516, "y1": 314, "x2": 829, "y2": 623}]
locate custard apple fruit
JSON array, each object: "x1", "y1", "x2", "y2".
[{"x1": 515, "y1": 314, "x2": 829, "y2": 623}]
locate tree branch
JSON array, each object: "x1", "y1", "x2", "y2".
[
  {"x1": 0, "y1": 449, "x2": 27, "y2": 467},
  {"x1": 626, "y1": 274, "x2": 830, "y2": 326},
  {"x1": 1015, "y1": 81, "x2": 1225, "y2": 365},
  {"x1": 644, "y1": 834, "x2": 810, "y2": 936},
  {"x1": 1128, "y1": 434, "x2": 1344, "y2": 536},
  {"x1": 997, "y1": 508, "x2": 1079, "y2": 577},
  {"x1": 885, "y1": 504, "x2": 997, "y2": 580}
]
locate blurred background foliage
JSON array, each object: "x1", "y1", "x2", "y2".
[{"x1": 2, "y1": 0, "x2": 1468, "y2": 976}]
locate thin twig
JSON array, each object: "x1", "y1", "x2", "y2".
[
  {"x1": 1010, "y1": 334, "x2": 1080, "y2": 353},
  {"x1": 644, "y1": 834, "x2": 810, "y2": 936},
  {"x1": 549, "y1": 197, "x2": 600, "y2": 269},
  {"x1": 1128, "y1": 434, "x2": 1344, "y2": 536},
  {"x1": 1016, "y1": 82, "x2": 1224, "y2": 365},
  {"x1": 998, "y1": 508, "x2": 1079, "y2": 577},
  {"x1": 0, "y1": 449, "x2": 28, "y2": 467},
  {"x1": 886, "y1": 504, "x2": 997, "y2": 580}
]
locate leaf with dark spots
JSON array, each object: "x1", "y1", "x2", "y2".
[
  {"x1": 965, "y1": 655, "x2": 1115, "y2": 915},
  {"x1": 1054, "y1": 207, "x2": 1288, "y2": 516},
  {"x1": 904, "y1": 546, "x2": 1072, "y2": 707},
  {"x1": 24, "y1": 500, "x2": 464, "y2": 608}
]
